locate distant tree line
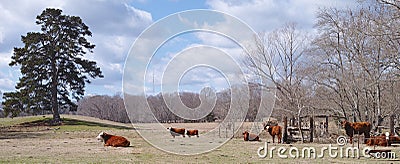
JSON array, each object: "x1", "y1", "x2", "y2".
[
  {"x1": 76, "y1": 83, "x2": 263, "y2": 123},
  {"x1": 77, "y1": 94, "x2": 129, "y2": 123}
]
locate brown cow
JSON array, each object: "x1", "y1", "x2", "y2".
[
  {"x1": 96, "y1": 132, "x2": 130, "y2": 147},
  {"x1": 341, "y1": 120, "x2": 371, "y2": 144},
  {"x1": 264, "y1": 125, "x2": 282, "y2": 143},
  {"x1": 367, "y1": 133, "x2": 400, "y2": 146},
  {"x1": 186, "y1": 129, "x2": 199, "y2": 137},
  {"x1": 243, "y1": 131, "x2": 260, "y2": 141},
  {"x1": 389, "y1": 134, "x2": 400, "y2": 145},
  {"x1": 167, "y1": 127, "x2": 185, "y2": 138},
  {"x1": 366, "y1": 134, "x2": 387, "y2": 146}
]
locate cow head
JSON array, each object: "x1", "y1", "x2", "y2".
[
  {"x1": 340, "y1": 120, "x2": 350, "y2": 128},
  {"x1": 97, "y1": 132, "x2": 105, "y2": 141},
  {"x1": 243, "y1": 131, "x2": 249, "y2": 140},
  {"x1": 263, "y1": 120, "x2": 278, "y2": 130}
]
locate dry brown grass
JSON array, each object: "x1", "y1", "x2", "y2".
[{"x1": 0, "y1": 115, "x2": 398, "y2": 163}]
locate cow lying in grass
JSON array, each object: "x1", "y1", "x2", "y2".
[
  {"x1": 366, "y1": 133, "x2": 400, "y2": 146},
  {"x1": 96, "y1": 132, "x2": 130, "y2": 147},
  {"x1": 186, "y1": 129, "x2": 199, "y2": 138},
  {"x1": 243, "y1": 131, "x2": 260, "y2": 141},
  {"x1": 167, "y1": 127, "x2": 186, "y2": 138}
]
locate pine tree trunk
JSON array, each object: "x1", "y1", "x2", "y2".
[{"x1": 51, "y1": 52, "x2": 60, "y2": 125}]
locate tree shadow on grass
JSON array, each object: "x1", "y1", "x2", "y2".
[
  {"x1": 0, "y1": 117, "x2": 134, "y2": 140},
  {"x1": 16, "y1": 117, "x2": 134, "y2": 130},
  {"x1": 60, "y1": 118, "x2": 134, "y2": 130}
]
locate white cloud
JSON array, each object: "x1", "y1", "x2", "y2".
[
  {"x1": 0, "y1": 52, "x2": 12, "y2": 66},
  {"x1": 0, "y1": 78, "x2": 14, "y2": 91},
  {"x1": 144, "y1": 44, "x2": 246, "y2": 94},
  {"x1": 206, "y1": 0, "x2": 358, "y2": 32},
  {"x1": 0, "y1": 68, "x2": 16, "y2": 92},
  {"x1": 0, "y1": 27, "x2": 4, "y2": 44}
]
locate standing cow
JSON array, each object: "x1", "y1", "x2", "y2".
[
  {"x1": 167, "y1": 127, "x2": 185, "y2": 138},
  {"x1": 186, "y1": 129, "x2": 199, "y2": 138},
  {"x1": 263, "y1": 121, "x2": 282, "y2": 144},
  {"x1": 341, "y1": 120, "x2": 371, "y2": 144}
]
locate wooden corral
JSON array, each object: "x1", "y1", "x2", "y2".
[{"x1": 282, "y1": 115, "x2": 346, "y2": 143}]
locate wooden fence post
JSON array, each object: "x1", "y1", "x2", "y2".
[
  {"x1": 310, "y1": 117, "x2": 314, "y2": 143},
  {"x1": 325, "y1": 116, "x2": 329, "y2": 135},
  {"x1": 283, "y1": 116, "x2": 288, "y2": 143},
  {"x1": 390, "y1": 114, "x2": 395, "y2": 135}
]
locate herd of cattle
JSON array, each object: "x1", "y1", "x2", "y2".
[
  {"x1": 340, "y1": 120, "x2": 400, "y2": 146},
  {"x1": 166, "y1": 127, "x2": 199, "y2": 138},
  {"x1": 95, "y1": 127, "x2": 200, "y2": 147},
  {"x1": 243, "y1": 122, "x2": 282, "y2": 143},
  {"x1": 96, "y1": 120, "x2": 400, "y2": 147}
]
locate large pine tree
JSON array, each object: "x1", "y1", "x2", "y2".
[{"x1": 2, "y1": 8, "x2": 103, "y2": 123}]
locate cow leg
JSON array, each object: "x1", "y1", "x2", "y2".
[
  {"x1": 278, "y1": 135, "x2": 281, "y2": 144},
  {"x1": 364, "y1": 132, "x2": 370, "y2": 144},
  {"x1": 272, "y1": 135, "x2": 275, "y2": 143},
  {"x1": 349, "y1": 136, "x2": 353, "y2": 144}
]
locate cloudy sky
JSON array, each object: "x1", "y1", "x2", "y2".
[{"x1": 0, "y1": 0, "x2": 358, "y2": 97}]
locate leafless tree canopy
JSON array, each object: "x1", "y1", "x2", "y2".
[
  {"x1": 77, "y1": 94, "x2": 130, "y2": 123},
  {"x1": 245, "y1": 0, "x2": 400, "y2": 133}
]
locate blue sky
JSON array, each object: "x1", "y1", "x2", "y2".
[{"x1": 0, "y1": 0, "x2": 358, "y2": 97}]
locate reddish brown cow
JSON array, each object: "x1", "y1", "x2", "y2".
[
  {"x1": 341, "y1": 120, "x2": 371, "y2": 144},
  {"x1": 186, "y1": 129, "x2": 199, "y2": 137},
  {"x1": 96, "y1": 132, "x2": 130, "y2": 147},
  {"x1": 389, "y1": 134, "x2": 400, "y2": 145},
  {"x1": 243, "y1": 131, "x2": 260, "y2": 141},
  {"x1": 366, "y1": 134, "x2": 387, "y2": 146},
  {"x1": 264, "y1": 125, "x2": 282, "y2": 143},
  {"x1": 167, "y1": 127, "x2": 185, "y2": 138},
  {"x1": 367, "y1": 133, "x2": 400, "y2": 146}
]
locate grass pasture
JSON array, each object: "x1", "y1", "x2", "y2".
[{"x1": 0, "y1": 115, "x2": 399, "y2": 163}]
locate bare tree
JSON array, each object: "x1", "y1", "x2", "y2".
[
  {"x1": 77, "y1": 95, "x2": 129, "y2": 123},
  {"x1": 245, "y1": 23, "x2": 311, "y2": 142},
  {"x1": 312, "y1": 1, "x2": 400, "y2": 131}
]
